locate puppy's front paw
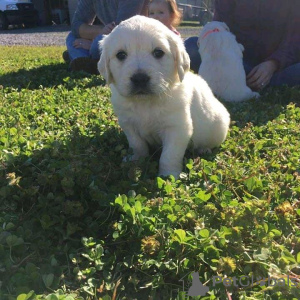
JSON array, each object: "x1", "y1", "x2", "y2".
[{"x1": 158, "y1": 168, "x2": 181, "y2": 179}]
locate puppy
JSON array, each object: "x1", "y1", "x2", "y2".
[
  {"x1": 198, "y1": 21, "x2": 259, "y2": 102},
  {"x1": 98, "y1": 16, "x2": 230, "y2": 178}
]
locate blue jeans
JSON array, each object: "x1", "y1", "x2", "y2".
[
  {"x1": 66, "y1": 32, "x2": 104, "y2": 61},
  {"x1": 184, "y1": 36, "x2": 300, "y2": 87}
]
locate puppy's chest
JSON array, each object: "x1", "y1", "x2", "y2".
[{"x1": 120, "y1": 103, "x2": 166, "y2": 145}]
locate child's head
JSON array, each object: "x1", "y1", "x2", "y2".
[{"x1": 148, "y1": 0, "x2": 182, "y2": 28}]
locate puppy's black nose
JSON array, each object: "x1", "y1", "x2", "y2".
[{"x1": 130, "y1": 73, "x2": 150, "y2": 88}]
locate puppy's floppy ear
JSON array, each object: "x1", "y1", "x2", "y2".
[
  {"x1": 169, "y1": 35, "x2": 190, "y2": 82},
  {"x1": 98, "y1": 37, "x2": 113, "y2": 84}
]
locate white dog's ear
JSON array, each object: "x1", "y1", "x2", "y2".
[
  {"x1": 238, "y1": 43, "x2": 245, "y2": 52},
  {"x1": 169, "y1": 35, "x2": 190, "y2": 82},
  {"x1": 98, "y1": 38, "x2": 113, "y2": 84}
]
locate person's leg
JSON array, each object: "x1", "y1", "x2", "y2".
[
  {"x1": 184, "y1": 36, "x2": 201, "y2": 73},
  {"x1": 243, "y1": 61, "x2": 254, "y2": 75},
  {"x1": 68, "y1": 33, "x2": 103, "y2": 75},
  {"x1": 66, "y1": 32, "x2": 90, "y2": 61},
  {"x1": 89, "y1": 34, "x2": 104, "y2": 60},
  {"x1": 244, "y1": 61, "x2": 300, "y2": 88},
  {"x1": 269, "y1": 63, "x2": 300, "y2": 87}
]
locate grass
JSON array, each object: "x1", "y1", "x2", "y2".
[{"x1": 0, "y1": 45, "x2": 300, "y2": 300}]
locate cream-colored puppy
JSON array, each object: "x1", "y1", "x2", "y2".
[
  {"x1": 198, "y1": 21, "x2": 259, "y2": 102},
  {"x1": 98, "y1": 16, "x2": 230, "y2": 178}
]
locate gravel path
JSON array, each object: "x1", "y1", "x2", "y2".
[
  {"x1": 0, "y1": 25, "x2": 198, "y2": 46},
  {"x1": 0, "y1": 25, "x2": 70, "y2": 46}
]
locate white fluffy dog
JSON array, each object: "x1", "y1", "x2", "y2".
[
  {"x1": 198, "y1": 21, "x2": 259, "y2": 102},
  {"x1": 98, "y1": 16, "x2": 230, "y2": 178}
]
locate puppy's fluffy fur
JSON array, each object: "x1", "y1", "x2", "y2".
[
  {"x1": 98, "y1": 16, "x2": 230, "y2": 178},
  {"x1": 198, "y1": 21, "x2": 259, "y2": 102}
]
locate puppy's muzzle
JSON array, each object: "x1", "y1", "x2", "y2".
[{"x1": 130, "y1": 72, "x2": 151, "y2": 94}]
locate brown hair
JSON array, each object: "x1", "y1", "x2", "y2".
[{"x1": 149, "y1": 0, "x2": 182, "y2": 27}]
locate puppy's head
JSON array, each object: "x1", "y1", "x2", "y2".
[
  {"x1": 204, "y1": 21, "x2": 230, "y2": 32},
  {"x1": 198, "y1": 21, "x2": 229, "y2": 41},
  {"x1": 197, "y1": 21, "x2": 242, "y2": 57},
  {"x1": 98, "y1": 16, "x2": 190, "y2": 98}
]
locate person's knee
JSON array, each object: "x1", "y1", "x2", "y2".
[
  {"x1": 90, "y1": 34, "x2": 104, "y2": 60},
  {"x1": 184, "y1": 36, "x2": 199, "y2": 55},
  {"x1": 184, "y1": 36, "x2": 201, "y2": 73},
  {"x1": 66, "y1": 32, "x2": 76, "y2": 48},
  {"x1": 65, "y1": 32, "x2": 90, "y2": 61}
]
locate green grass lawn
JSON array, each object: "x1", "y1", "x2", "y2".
[{"x1": 0, "y1": 46, "x2": 300, "y2": 300}]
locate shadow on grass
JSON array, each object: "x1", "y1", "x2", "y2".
[
  {"x1": 223, "y1": 85, "x2": 300, "y2": 127},
  {"x1": 0, "y1": 125, "x2": 148, "y2": 295},
  {"x1": 0, "y1": 63, "x2": 105, "y2": 90}
]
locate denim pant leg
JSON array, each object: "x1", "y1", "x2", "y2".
[
  {"x1": 184, "y1": 36, "x2": 201, "y2": 73},
  {"x1": 269, "y1": 63, "x2": 300, "y2": 87},
  {"x1": 243, "y1": 61, "x2": 300, "y2": 87},
  {"x1": 89, "y1": 34, "x2": 105, "y2": 60},
  {"x1": 66, "y1": 32, "x2": 90, "y2": 61},
  {"x1": 243, "y1": 61, "x2": 254, "y2": 75}
]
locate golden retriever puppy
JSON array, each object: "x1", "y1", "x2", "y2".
[
  {"x1": 198, "y1": 21, "x2": 259, "y2": 102},
  {"x1": 98, "y1": 16, "x2": 230, "y2": 178}
]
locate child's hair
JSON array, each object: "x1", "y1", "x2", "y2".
[{"x1": 149, "y1": 0, "x2": 182, "y2": 27}]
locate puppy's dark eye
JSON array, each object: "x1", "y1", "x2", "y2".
[
  {"x1": 116, "y1": 51, "x2": 127, "y2": 61},
  {"x1": 153, "y1": 48, "x2": 165, "y2": 59}
]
